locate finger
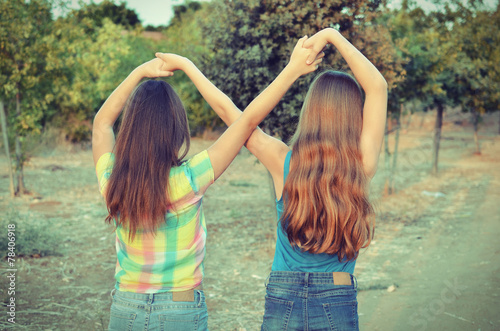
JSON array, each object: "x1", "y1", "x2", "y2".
[
  {"x1": 316, "y1": 52, "x2": 325, "y2": 60},
  {"x1": 300, "y1": 35, "x2": 308, "y2": 47},
  {"x1": 311, "y1": 58, "x2": 323, "y2": 70},
  {"x1": 303, "y1": 37, "x2": 312, "y2": 49},
  {"x1": 306, "y1": 52, "x2": 318, "y2": 65},
  {"x1": 155, "y1": 52, "x2": 167, "y2": 60},
  {"x1": 294, "y1": 35, "x2": 307, "y2": 52}
]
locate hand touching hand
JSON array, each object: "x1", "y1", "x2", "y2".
[
  {"x1": 155, "y1": 53, "x2": 189, "y2": 74},
  {"x1": 137, "y1": 58, "x2": 174, "y2": 78},
  {"x1": 303, "y1": 28, "x2": 335, "y2": 65},
  {"x1": 287, "y1": 36, "x2": 324, "y2": 77}
]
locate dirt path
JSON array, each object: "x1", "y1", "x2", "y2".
[
  {"x1": 0, "y1": 113, "x2": 498, "y2": 330},
  {"x1": 358, "y1": 139, "x2": 500, "y2": 330}
]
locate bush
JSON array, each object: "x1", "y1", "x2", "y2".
[{"x1": 0, "y1": 210, "x2": 62, "y2": 258}]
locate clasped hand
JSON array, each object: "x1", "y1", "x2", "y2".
[
  {"x1": 136, "y1": 53, "x2": 188, "y2": 78},
  {"x1": 142, "y1": 34, "x2": 326, "y2": 79}
]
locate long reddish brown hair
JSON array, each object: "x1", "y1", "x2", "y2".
[
  {"x1": 105, "y1": 80, "x2": 190, "y2": 241},
  {"x1": 281, "y1": 70, "x2": 374, "y2": 261}
]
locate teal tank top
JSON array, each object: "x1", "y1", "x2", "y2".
[{"x1": 271, "y1": 150, "x2": 356, "y2": 273}]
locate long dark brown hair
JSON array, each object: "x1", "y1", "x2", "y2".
[
  {"x1": 281, "y1": 70, "x2": 374, "y2": 261},
  {"x1": 105, "y1": 80, "x2": 190, "y2": 241}
]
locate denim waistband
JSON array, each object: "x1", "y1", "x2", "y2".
[
  {"x1": 267, "y1": 271, "x2": 358, "y2": 288},
  {"x1": 111, "y1": 285, "x2": 203, "y2": 302}
]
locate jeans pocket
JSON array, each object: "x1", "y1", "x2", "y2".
[
  {"x1": 322, "y1": 300, "x2": 359, "y2": 331},
  {"x1": 157, "y1": 291, "x2": 208, "y2": 331},
  {"x1": 158, "y1": 310, "x2": 208, "y2": 331},
  {"x1": 262, "y1": 296, "x2": 294, "y2": 331},
  {"x1": 108, "y1": 306, "x2": 137, "y2": 331}
]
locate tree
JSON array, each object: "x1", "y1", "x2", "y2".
[
  {"x1": 0, "y1": 0, "x2": 53, "y2": 195},
  {"x1": 44, "y1": 15, "x2": 130, "y2": 141},
  {"x1": 389, "y1": 1, "x2": 462, "y2": 175},
  {"x1": 163, "y1": 1, "x2": 217, "y2": 135},
  {"x1": 450, "y1": 5, "x2": 500, "y2": 153},
  {"x1": 202, "y1": 0, "x2": 404, "y2": 142},
  {"x1": 0, "y1": 101, "x2": 14, "y2": 197},
  {"x1": 72, "y1": 0, "x2": 141, "y2": 29},
  {"x1": 420, "y1": 0, "x2": 498, "y2": 172}
]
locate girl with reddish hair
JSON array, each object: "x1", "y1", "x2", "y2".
[
  {"x1": 92, "y1": 37, "x2": 322, "y2": 330},
  {"x1": 209, "y1": 28, "x2": 387, "y2": 330}
]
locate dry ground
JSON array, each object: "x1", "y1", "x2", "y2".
[{"x1": 0, "y1": 111, "x2": 499, "y2": 330}]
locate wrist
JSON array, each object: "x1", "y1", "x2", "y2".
[
  {"x1": 179, "y1": 56, "x2": 191, "y2": 71},
  {"x1": 131, "y1": 67, "x2": 146, "y2": 80},
  {"x1": 282, "y1": 63, "x2": 303, "y2": 81}
]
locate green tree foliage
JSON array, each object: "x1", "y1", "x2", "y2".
[
  {"x1": 0, "y1": 0, "x2": 54, "y2": 194},
  {"x1": 0, "y1": 0, "x2": 132, "y2": 195},
  {"x1": 45, "y1": 15, "x2": 130, "y2": 141},
  {"x1": 72, "y1": 0, "x2": 141, "y2": 29},
  {"x1": 388, "y1": 1, "x2": 462, "y2": 174},
  {"x1": 163, "y1": 2, "x2": 217, "y2": 134},
  {"x1": 202, "y1": 0, "x2": 404, "y2": 141},
  {"x1": 0, "y1": 0, "x2": 53, "y2": 136},
  {"x1": 450, "y1": 4, "x2": 500, "y2": 152}
]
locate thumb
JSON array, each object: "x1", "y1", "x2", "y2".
[
  {"x1": 306, "y1": 52, "x2": 317, "y2": 65},
  {"x1": 303, "y1": 38, "x2": 312, "y2": 49},
  {"x1": 155, "y1": 52, "x2": 166, "y2": 60}
]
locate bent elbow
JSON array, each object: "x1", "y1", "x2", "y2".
[{"x1": 378, "y1": 77, "x2": 388, "y2": 92}]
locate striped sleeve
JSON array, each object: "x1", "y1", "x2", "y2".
[
  {"x1": 95, "y1": 152, "x2": 115, "y2": 196},
  {"x1": 184, "y1": 150, "x2": 214, "y2": 195}
]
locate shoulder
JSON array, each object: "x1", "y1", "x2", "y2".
[
  {"x1": 95, "y1": 152, "x2": 115, "y2": 196},
  {"x1": 184, "y1": 150, "x2": 213, "y2": 173},
  {"x1": 96, "y1": 152, "x2": 115, "y2": 170},
  {"x1": 182, "y1": 150, "x2": 215, "y2": 193}
]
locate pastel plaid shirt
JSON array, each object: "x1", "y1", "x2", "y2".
[{"x1": 96, "y1": 150, "x2": 214, "y2": 293}]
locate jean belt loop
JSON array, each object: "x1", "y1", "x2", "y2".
[
  {"x1": 352, "y1": 274, "x2": 358, "y2": 289},
  {"x1": 304, "y1": 272, "x2": 309, "y2": 288}
]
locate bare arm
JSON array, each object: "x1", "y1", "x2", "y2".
[
  {"x1": 178, "y1": 59, "x2": 291, "y2": 187},
  {"x1": 155, "y1": 46, "x2": 323, "y2": 187},
  {"x1": 304, "y1": 28, "x2": 388, "y2": 178},
  {"x1": 92, "y1": 59, "x2": 173, "y2": 166},
  {"x1": 156, "y1": 37, "x2": 321, "y2": 181}
]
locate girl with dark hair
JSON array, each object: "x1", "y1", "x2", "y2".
[
  {"x1": 92, "y1": 37, "x2": 323, "y2": 330},
  {"x1": 203, "y1": 28, "x2": 388, "y2": 330}
]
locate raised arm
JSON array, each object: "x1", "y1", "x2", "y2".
[
  {"x1": 156, "y1": 36, "x2": 321, "y2": 181},
  {"x1": 155, "y1": 48, "x2": 324, "y2": 193},
  {"x1": 92, "y1": 59, "x2": 173, "y2": 166},
  {"x1": 154, "y1": 53, "x2": 240, "y2": 126},
  {"x1": 304, "y1": 28, "x2": 388, "y2": 178},
  {"x1": 206, "y1": 37, "x2": 322, "y2": 180}
]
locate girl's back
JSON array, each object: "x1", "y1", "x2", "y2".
[
  {"x1": 272, "y1": 150, "x2": 357, "y2": 274},
  {"x1": 96, "y1": 150, "x2": 213, "y2": 292}
]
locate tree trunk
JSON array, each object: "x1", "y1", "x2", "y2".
[
  {"x1": 405, "y1": 109, "x2": 413, "y2": 131},
  {"x1": 432, "y1": 104, "x2": 444, "y2": 175},
  {"x1": 0, "y1": 100, "x2": 15, "y2": 197},
  {"x1": 389, "y1": 104, "x2": 403, "y2": 193},
  {"x1": 383, "y1": 117, "x2": 392, "y2": 195},
  {"x1": 473, "y1": 112, "x2": 481, "y2": 155},
  {"x1": 419, "y1": 110, "x2": 426, "y2": 128},
  {"x1": 15, "y1": 92, "x2": 26, "y2": 195}
]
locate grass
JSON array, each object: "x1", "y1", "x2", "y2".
[{"x1": 0, "y1": 210, "x2": 63, "y2": 258}]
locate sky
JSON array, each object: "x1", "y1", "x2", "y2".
[
  {"x1": 53, "y1": 0, "x2": 210, "y2": 27},
  {"x1": 54, "y1": 0, "x2": 497, "y2": 27}
]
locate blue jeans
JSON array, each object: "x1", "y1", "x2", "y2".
[
  {"x1": 108, "y1": 288, "x2": 208, "y2": 331},
  {"x1": 261, "y1": 271, "x2": 359, "y2": 331}
]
